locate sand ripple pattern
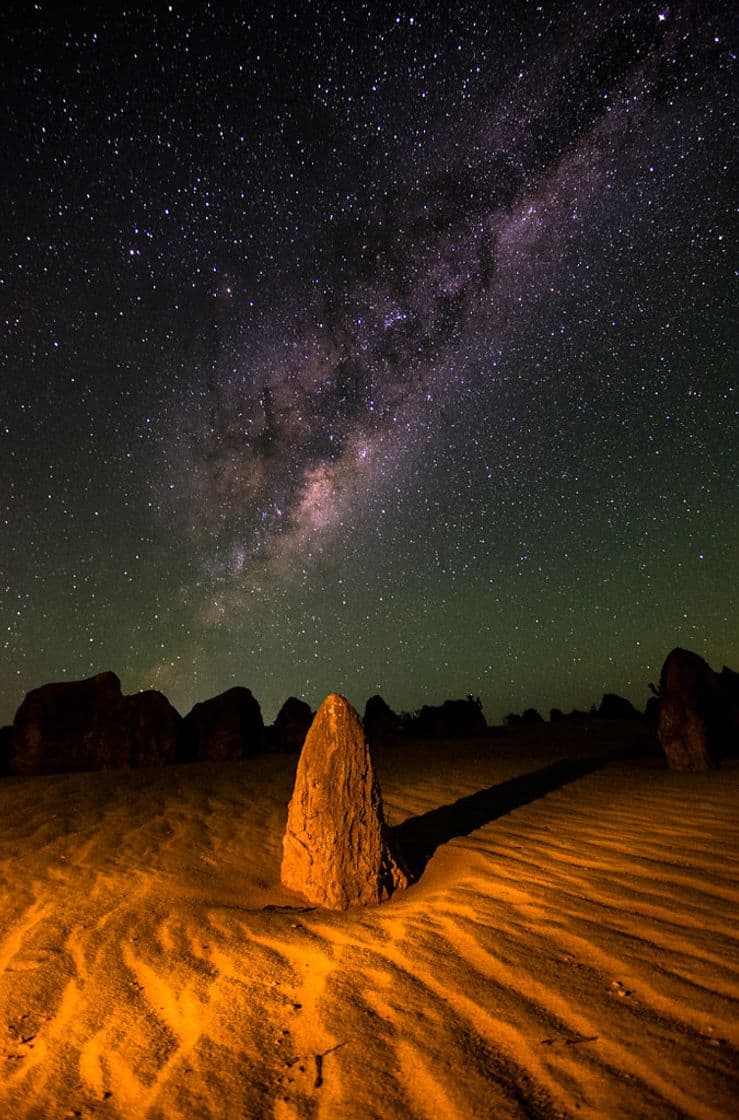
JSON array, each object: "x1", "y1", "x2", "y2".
[{"x1": 0, "y1": 741, "x2": 736, "y2": 1119}]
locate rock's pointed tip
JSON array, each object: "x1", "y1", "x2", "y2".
[
  {"x1": 317, "y1": 692, "x2": 355, "y2": 718},
  {"x1": 311, "y1": 693, "x2": 363, "y2": 741},
  {"x1": 323, "y1": 691, "x2": 348, "y2": 706}
]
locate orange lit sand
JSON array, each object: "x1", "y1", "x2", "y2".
[{"x1": 0, "y1": 727, "x2": 737, "y2": 1119}]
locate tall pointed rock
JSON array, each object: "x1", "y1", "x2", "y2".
[{"x1": 281, "y1": 693, "x2": 409, "y2": 910}]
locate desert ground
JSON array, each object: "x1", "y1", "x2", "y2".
[{"x1": 0, "y1": 724, "x2": 737, "y2": 1119}]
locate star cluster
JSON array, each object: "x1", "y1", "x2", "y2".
[{"x1": 1, "y1": 1, "x2": 735, "y2": 724}]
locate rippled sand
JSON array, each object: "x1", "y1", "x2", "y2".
[{"x1": 0, "y1": 727, "x2": 737, "y2": 1119}]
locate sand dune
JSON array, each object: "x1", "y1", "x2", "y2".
[{"x1": 0, "y1": 731, "x2": 737, "y2": 1119}]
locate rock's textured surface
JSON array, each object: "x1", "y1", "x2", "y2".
[
  {"x1": 271, "y1": 697, "x2": 313, "y2": 753},
  {"x1": 281, "y1": 693, "x2": 409, "y2": 909},
  {"x1": 657, "y1": 648, "x2": 739, "y2": 770},
  {"x1": 181, "y1": 687, "x2": 264, "y2": 761}
]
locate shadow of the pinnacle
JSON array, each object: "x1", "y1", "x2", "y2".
[{"x1": 393, "y1": 757, "x2": 604, "y2": 880}]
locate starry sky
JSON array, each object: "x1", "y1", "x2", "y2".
[{"x1": 1, "y1": 1, "x2": 736, "y2": 727}]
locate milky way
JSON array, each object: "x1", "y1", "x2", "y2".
[{"x1": 2, "y1": 2, "x2": 735, "y2": 723}]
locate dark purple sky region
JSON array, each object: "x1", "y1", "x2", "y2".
[{"x1": 1, "y1": 2, "x2": 736, "y2": 725}]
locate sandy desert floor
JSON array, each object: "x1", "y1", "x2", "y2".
[{"x1": 0, "y1": 724, "x2": 737, "y2": 1120}]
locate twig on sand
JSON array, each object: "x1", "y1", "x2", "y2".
[{"x1": 314, "y1": 1042, "x2": 347, "y2": 1088}]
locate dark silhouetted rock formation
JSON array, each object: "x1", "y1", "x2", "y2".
[
  {"x1": 719, "y1": 666, "x2": 739, "y2": 720},
  {"x1": 505, "y1": 708, "x2": 544, "y2": 726},
  {"x1": 549, "y1": 708, "x2": 593, "y2": 723},
  {"x1": 180, "y1": 687, "x2": 264, "y2": 762},
  {"x1": 644, "y1": 696, "x2": 660, "y2": 722},
  {"x1": 0, "y1": 726, "x2": 11, "y2": 776},
  {"x1": 598, "y1": 693, "x2": 641, "y2": 720},
  {"x1": 409, "y1": 697, "x2": 487, "y2": 738},
  {"x1": 658, "y1": 648, "x2": 739, "y2": 770},
  {"x1": 127, "y1": 690, "x2": 181, "y2": 767},
  {"x1": 363, "y1": 694, "x2": 400, "y2": 746},
  {"x1": 11, "y1": 671, "x2": 129, "y2": 775},
  {"x1": 271, "y1": 697, "x2": 313, "y2": 753},
  {"x1": 9, "y1": 671, "x2": 181, "y2": 775},
  {"x1": 281, "y1": 693, "x2": 409, "y2": 910}
]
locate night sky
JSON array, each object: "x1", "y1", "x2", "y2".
[{"x1": 2, "y1": 1, "x2": 735, "y2": 727}]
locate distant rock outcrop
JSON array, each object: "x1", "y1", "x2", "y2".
[
  {"x1": 598, "y1": 693, "x2": 641, "y2": 720},
  {"x1": 644, "y1": 696, "x2": 660, "y2": 722},
  {"x1": 0, "y1": 726, "x2": 11, "y2": 776},
  {"x1": 271, "y1": 697, "x2": 313, "y2": 753},
  {"x1": 127, "y1": 690, "x2": 181, "y2": 767},
  {"x1": 409, "y1": 697, "x2": 487, "y2": 739},
  {"x1": 10, "y1": 671, "x2": 128, "y2": 775},
  {"x1": 504, "y1": 708, "x2": 544, "y2": 726},
  {"x1": 363, "y1": 695, "x2": 400, "y2": 746},
  {"x1": 8, "y1": 671, "x2": 181, "y2": 775},
  {"x1": 719, "y1": 666, "x2": 739, "y2": 716},
  {"x1": 281, "y1": 693, "x2": 409, "y2": 910},
  {"x1": 521, "y1": 707, "x2": 544, "y2": 724},
  {"x1": 180, "y1": 687, "x2": 264, "y2": 762},
  {"x1": 658, "y1": 648, "x2": 739, "y2": 770}
]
